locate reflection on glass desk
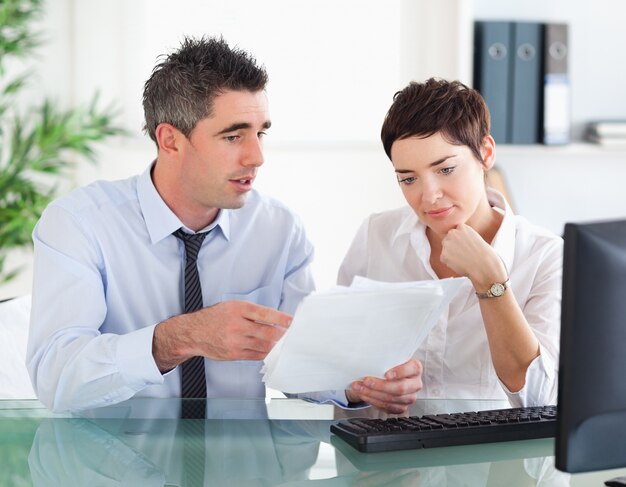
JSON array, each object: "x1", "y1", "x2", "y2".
[{"x1": 0, "y1": 397, "x2": 625, "y2": 486}]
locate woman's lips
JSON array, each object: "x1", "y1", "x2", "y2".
[{"x1": 425, "y1": 206, "x2": 453, "y2": 218}]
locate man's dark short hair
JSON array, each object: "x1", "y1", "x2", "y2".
[
  {"x1": 142, "y1": 36, "x2": 268, "y2": 144},
  {"x1": 381, "y1": 78, "x2": 491, "y2": 162}
]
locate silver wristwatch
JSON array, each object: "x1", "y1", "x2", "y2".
[{"x1": 475, "y1": 279, "x2": 509, "y2": 299}]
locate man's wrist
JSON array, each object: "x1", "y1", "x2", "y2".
[{"x1": 152, "y1": 316, "x2": 192, "y2": 373}]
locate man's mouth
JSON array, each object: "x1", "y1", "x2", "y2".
[
  {"x1": 230, "y1": 174, "x2": 255, "y2": 183},
  {"x1": 229, "y1": 176, "x2": 255, "y2": 191}
]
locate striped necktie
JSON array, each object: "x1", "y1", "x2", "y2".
[{"x1": 174, "y1": 228, "x2": 209, "y2": 399}]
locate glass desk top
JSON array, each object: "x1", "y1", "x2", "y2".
[{"x1": 1, "y1": 397, "x2": 624, "y2": 486}]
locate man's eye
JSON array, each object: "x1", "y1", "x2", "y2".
[
  {"x1": 258, "y1": 131, "x2": 267, "y2": 138},
  {"x1": 225, "y1": 135, "x2": 239, "y2": 142}
]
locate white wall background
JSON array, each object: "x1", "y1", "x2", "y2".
[{"x1": 1, "y1": 0, "x2": 625, "y2": 299}]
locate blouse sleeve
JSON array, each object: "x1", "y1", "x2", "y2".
[
  {"x1": 502, "y1": 235, "x2": 564, "y2": 407},
  {"x1": 336, "y1": 217, "x2": 371, "y2": 286}
]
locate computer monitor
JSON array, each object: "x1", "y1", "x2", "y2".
[{"x1": 556, "y1": 218, "x2": 626, "y2": 473}]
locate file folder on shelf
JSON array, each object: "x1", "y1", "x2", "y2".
[
  {"x1": 474, "y1": 21, "x2": 513, "y2": 144},
  {"x1": 542, "y1": 23, "x2": 570, "y2": 145},
  {"x1": 510, "y1": 22, "x2": 543, "y2": 144}
]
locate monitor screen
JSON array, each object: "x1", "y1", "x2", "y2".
[{"x1": 556, "y1": 218, "x2": 626, "y2": 473}]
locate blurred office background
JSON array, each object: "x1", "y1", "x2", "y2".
[{"x1": 2, "y1": 0, "x2": 625, "y2": 299}]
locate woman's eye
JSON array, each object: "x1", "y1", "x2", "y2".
[
  {"x1": 397, "y1": 176, "x2": 417, "y2": 185},
  {"x1": 440, "y1": 166, "x2": 456, "y2": 175}
]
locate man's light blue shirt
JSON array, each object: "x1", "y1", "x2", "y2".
[{"x1": 27, "y1": 164, "x2": 322, "y2": 411}]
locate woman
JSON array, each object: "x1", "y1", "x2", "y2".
[{"x1": 340, "y1": 79, "x2": 562, "y2": 407}]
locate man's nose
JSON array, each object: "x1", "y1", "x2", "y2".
[{"x1": 242, "y1": 137, "x2": 264, "y2": 167}]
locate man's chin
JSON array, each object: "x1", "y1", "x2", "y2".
[{"x1": 222, "y1": 195, "x2": 249, "y2": 210}]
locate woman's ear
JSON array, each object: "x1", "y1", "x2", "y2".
[
  {"x1": 155, "y1": 123, "x2": 182, "y2": 156},
  {"x1": 480, "y1": 135, "x2": 496, "y2": 171}
]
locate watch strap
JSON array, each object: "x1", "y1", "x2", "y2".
[{"x1": 475, "y1": 279, "x2": 510, "y2": 299}]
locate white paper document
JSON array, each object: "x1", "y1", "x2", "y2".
[{"x1": 262, "y1": 276, "x2": 465, "y2": 393}]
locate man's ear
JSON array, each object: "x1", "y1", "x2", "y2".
[
  {"x1": 480, "y1": 135, "x2": 496, "y2": 171},
  {"x1": 155, "y1": 123, "x2": 182, "y2": 156}
]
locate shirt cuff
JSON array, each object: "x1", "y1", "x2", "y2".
[
  {"x1": 116, "y1": 324, "x2": 164, "y2": 391},
  {"x1": 499, "y1": 351, "x2": 557, "y2": 407},
  {"x1": 296, "y1": 390, "x2": 371, "y2": 409}
]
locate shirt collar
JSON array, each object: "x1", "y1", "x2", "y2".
[
  {"x1": 487, "y1": 187, "x2": 516, "y2": 275},
  {"x1": 391, "y1": 207, "x2": 420, "y2": 244},
  {"x1": 137, "y1": 162, "x2": 231, "y2": 244}
]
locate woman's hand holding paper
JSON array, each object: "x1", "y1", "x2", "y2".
[{"x1": 346, "y1": 358, "x2": 423, "y2": 414}]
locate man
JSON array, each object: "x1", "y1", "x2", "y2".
[{"x1": 27, "y1": 36, "x2": 421, "y2": 413}]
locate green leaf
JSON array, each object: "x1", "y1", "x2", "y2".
[{"x1": 0, "y1": 0, "x2": 126, "y2": 283}]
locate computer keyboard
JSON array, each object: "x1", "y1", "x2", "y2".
[{"x1": 331, "y1": 405, "x2": 557, "y2": 453}]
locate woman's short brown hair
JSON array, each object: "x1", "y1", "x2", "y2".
[{"x1": 381, "y1": 78, "x2": 491, "y2": 162}]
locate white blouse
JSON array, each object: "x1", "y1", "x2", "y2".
[{"x1": 338, "y1": 189, "x2": 563, "y2": 407}]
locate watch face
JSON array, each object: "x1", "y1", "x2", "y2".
[{"x1": 491, "y1": 282, "x2": 506, "y2": 297}]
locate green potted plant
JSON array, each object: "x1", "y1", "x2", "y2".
[{"x1": 0, "y1": 0, "x2": 124, "y2": 283}]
